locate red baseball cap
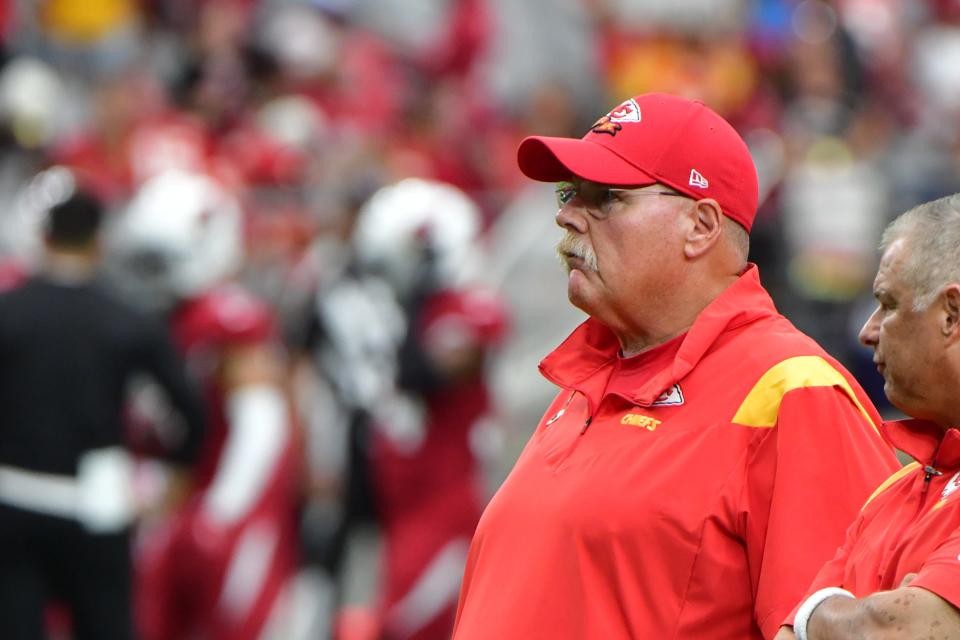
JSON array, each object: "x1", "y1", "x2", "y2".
[{"x1": 517, "y1": 93, "x2": 759, "y2": 231}]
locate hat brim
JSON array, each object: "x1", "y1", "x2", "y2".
[{"x1": 517, "y1": 136, "x2": 657, "y2": 185}]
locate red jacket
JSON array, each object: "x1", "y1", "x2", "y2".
[
  {"x1": 453, "y1": 266, "x2": 899, "y2": 639},
  {"x1": 790, "y1": 418, "x2": 960, "y2": 619}
]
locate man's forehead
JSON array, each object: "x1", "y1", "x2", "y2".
[
  {"x1": 883, "y1": 236, "x2": 909, "y2": 259},
  {"x1": 878, "y1": 238, "x2": 908, "y2": 273},
  {"x1": 871, "y1": 270, "x2": 889, "y2": 297},
  {"x1": 874, "y1": 238, "x2": 910, "y2": 294}
]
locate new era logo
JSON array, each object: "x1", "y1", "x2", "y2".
[{"x1": 689, "y1": 169, "x2": 709, "y2": 189}]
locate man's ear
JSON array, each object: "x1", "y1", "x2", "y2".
[
  {"x1": 683, "y1": 199, "x2": 723, "y2": 259},
  {"x1": 942, "y1": 284, "x2": 960, "y2": 343}
]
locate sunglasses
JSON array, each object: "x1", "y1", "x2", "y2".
[{"x1": 555, "y1": 181, "x2": 688, "y2": 219}]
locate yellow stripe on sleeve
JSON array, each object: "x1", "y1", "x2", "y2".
[
  {"x1": 731, "y1": 355, "x2": 878, "y2": 431},
  {"x1": 862, "y1": 462, "x2": 919, "y2": 509}
]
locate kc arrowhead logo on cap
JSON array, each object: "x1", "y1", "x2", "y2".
[
  {"x1": 608, "y1": 99, "x2": 642, "y2": 123},
  {"x1": 590, "y1": 98, "x2": 642, "y2": 136}
]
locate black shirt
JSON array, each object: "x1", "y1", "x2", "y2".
[{"x1": 0, "y1": 276, "x2": 205, "y2": 475}]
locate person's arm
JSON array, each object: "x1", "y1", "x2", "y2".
[
  {"x1": 742, "y1": 380, "x2": 899, "y2": 639},
  {"x1": 773, "y1": 503, "x2": 870, "y2": 637},
  {"x1": 199, "y1": 341, "x2": 291, "y2": 526},
  {"x1": 398, "y1": 287, "x2": 508, "y2": 393},
  {"x1": 781, "y1": 483, "x2": 960, "y2": 640},
  {"x1": 138, "y1": 316, "x2": 207, "y2": 465},
  {"x1": 799, "y1": 585, "x2": 960, "y2": 639}
]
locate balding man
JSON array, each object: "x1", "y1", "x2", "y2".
[
  {"x1": 777, "y1": 195, "x2": 960, "y2": 640},
  {"x1": 451, "y1": 93, "x2": 900, "y2": 639}
]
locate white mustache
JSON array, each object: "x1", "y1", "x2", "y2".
[{"x1": 556, "y1": 234, "x2": 598, "y2": 272}]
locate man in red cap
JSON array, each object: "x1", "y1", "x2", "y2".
[{"x1": 450, "y1": 93, "x2": 900, "y2": 639}]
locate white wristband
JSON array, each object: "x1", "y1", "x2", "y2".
[{"x1": 794, "y1": 587, "x2": 855, "y2": 640}]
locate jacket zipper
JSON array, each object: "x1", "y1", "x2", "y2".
[
  {"x1": 916, "y1": 464, "x2": 942, "y2": 519},
  {"x1": 580, "y1": 416, "x2": 593, "y2": 435},
  {"x1": 879, "y1": 463, "x2": 941, "y2": 586},
  {"x1": 551, "y1": 414, "x2": 593, "y2": 471}
]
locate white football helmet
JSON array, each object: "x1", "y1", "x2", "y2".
[
  {"x1": 352, "y1": 178, "x2": 482, "y2": 298},
  {"x1": 113, "y1": 171, "x2": 244, "y2": 305}
]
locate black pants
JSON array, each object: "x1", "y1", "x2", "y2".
[{"x1": 0, "y1": 504, "x2": 134, "y2": 640}]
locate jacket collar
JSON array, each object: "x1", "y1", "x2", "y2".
[
  {"x1": 539, "y1": 265, "x2": 780, "y2": 408},
  {"x1": 882, "y1": 419, "x2": 960, "y2": 471}
]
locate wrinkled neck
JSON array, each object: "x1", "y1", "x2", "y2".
[{"x1": 613, "y1": 271, "x2": 739, "y2": 357}]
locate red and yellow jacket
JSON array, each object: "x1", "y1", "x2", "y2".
[
  {"x1": 453, "y1": 266, "x2": 899, "y2": 639},
  {"x1": 789, "y1": 418, "x2": 960, "y2": 620}
]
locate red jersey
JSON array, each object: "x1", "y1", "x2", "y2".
[
  {"x1": 373, "y1": 287, "x2": 509, "y2": 524},
  {"x1": 169, "y1": 284, "x2": 276, "y2": 488},
  {"x1": 452, "y1": 266, "x2": 899, "y2": 640},
  {"x1": 790, "y1": 418, "x2": 960, "y2": 617},
  {"x1": 371, "y1": 287, "x2": 508, "y2": 640},
  {"x1": 137, "y1": 284, "x2": 298, "y2": 640}
]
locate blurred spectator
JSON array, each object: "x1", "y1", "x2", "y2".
[
  {"x1": 0, "y1": 167, "x2": 206, "y2": 640},
  {"x1": 33, "y1": 0, "x2": 143, "y2": 80},
  {"x1": 0, "y1": 56, "x2": 66, "y2": 151},
  {"x1": 50, "y1": 69, "x2": 173, "y2": 204}
]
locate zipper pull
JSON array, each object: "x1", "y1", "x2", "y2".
[
  {"x1": 924, "y1": 465, "x2": 943, "y2": 482},
  {"x1": 580, "y1": 416, "x2": 593, "y2": 435}
]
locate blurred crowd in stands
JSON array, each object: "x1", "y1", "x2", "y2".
[{"x1": 1, "y1": 0, "x2": 959, "y2": 638}]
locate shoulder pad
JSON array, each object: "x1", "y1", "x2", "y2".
[
  {"x1": 173, "y1": 285, "x2": 275, "y2": 349},
  {"x1": 420, "y1": 288, "x2": 509, "y2": 345}
]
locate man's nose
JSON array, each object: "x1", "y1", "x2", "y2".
[
  {"x1": 859, "y1": 308, "x2": 880, "y2": 347},
  {"x1": 555, "y1": 203, "x2": 587, "y2": 234}
]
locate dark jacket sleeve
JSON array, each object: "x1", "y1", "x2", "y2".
[{"x1": 134, "y1": 315, "x2": 207, "y2": 465}]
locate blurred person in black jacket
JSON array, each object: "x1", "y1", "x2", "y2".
[{"x1": 0, "y1": 167, "x2": 206, "y2": 640}]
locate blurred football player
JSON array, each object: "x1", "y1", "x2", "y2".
[
  {"x1": 351, "y1": 179, "x2": 508, "y2": 640},
  {"x1": 113, "y1": 170, "x2": 304, "y2": 640}
]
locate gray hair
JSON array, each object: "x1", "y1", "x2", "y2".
[
  {"x1": 723, "y1": 217, "x2": 750, "y2": 266},
  {"x1": 881, "y1": 193, "x2": 960, "y2": 310}
]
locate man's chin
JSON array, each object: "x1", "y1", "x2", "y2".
[
  {"x1": 566, "y1": 271, "x2": 595, "y2": 312},
  {"x1": 567, "y1": 267, "x2": 590, "y2": 289},
  {"x1": 884, "y1": 385, "x2": 920, "y2": 420},
  {"x1": 883, "y1": 381, "x2": 899, "y2": 406}
]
